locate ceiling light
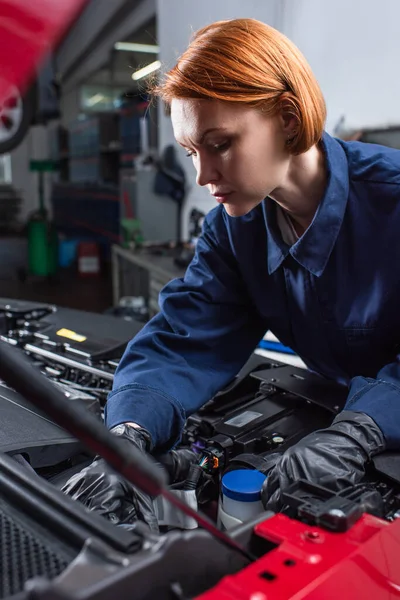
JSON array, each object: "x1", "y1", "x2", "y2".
[
  {"x1": 86, "y1": 93, "x2": 105, "y2": 107},
  {"x1": 114, "y1": 42, "x2": 159, "y2": 53},
  {"x1": 132, "y1": 60, "x2": 161, "y2": 81}
]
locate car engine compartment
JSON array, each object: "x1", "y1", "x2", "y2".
[{"x1": 1, "y1": 299, "x2": 400, "y2": 599}]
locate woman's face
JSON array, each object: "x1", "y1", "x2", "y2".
[{"x1": 171, "y1": 98, "x2": 291, "y2": 217}]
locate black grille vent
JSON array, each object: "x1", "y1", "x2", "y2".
[{"x1": 0, "y1": 502, "x2": 75, "y2": 599}]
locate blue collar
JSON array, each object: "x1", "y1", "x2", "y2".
[{"x1": 263, "y1": 132, "x2": 349, "y2": 277}]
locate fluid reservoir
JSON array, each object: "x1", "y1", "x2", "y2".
[{"x1": 218, "y1": 469, "x2": 267, "y2": 529}]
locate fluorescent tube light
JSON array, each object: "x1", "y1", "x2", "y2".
[
  {"x1": 115, "y1": 42, "x2": 159, "y2": 53},
  {"x1": 132, "y1": 60, "x2": 161, "y2": 81},
  {"x1": 86, "y1": 93, "x2": 105, "y2": 107}
]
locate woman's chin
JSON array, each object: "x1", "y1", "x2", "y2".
[{"x1": 223, "y1": 200, "x2": 261, "y2": 217}]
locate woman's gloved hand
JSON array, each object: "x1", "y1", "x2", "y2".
[
  {"x1": 156, "y1": 448, "x2": 199, "y2": 484},
  {"x1": 261, "y1": 411, "x2": 386, "y2": 512},
  {"x1": 62, "y1": 424, "x2": 159, "y2": 532}
]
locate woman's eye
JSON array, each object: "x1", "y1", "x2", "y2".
[
  {"x1": 185, "y1": 141, "x2": 230, "y2": 158},
  {"x1": 213, "y1": 141, "x2": 230, "y2": 152}
]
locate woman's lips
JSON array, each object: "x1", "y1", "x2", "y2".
[{"x1": 213, "y1": 192, "x2": 233, "y2": 203}]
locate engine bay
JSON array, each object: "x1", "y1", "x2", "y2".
[{"x1": 1, "y1": 299, "x2": 400, "y2": 599}]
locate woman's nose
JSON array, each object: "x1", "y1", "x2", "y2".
[{"x1": 195, "y1": 156, "x2": 220, "y2": 187}]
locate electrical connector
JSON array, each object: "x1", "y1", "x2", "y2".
[{"x1": 199, "y1": 446, "x2": 225, "y2": 474}]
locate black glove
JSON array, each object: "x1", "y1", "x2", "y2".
[
  {"x1": 62, "y1": 424, "x2": 159, "y2": 532},
  {"x1": 261, "y1": 411, "x2": 386, "y2": 512},
  {"x1": 156, "y1": 448, "x2": 199, "y2": 484}
]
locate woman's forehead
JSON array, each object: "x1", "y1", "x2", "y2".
[{"x1": 171, "y1": 99, "x2": 251, "y2": 144}]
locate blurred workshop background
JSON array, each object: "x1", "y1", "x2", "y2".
[{"x1": 1, "y1": 0, "x2": 399, "y2": 363}]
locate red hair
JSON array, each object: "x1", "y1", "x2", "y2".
[{"x1": 152, "y1": 19, "x2": 326, "y2": 155}]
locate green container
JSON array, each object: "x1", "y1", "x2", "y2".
[
  {"x1": 28, "y1": 217, "x2": 58, "y2": 277},
  {"x1": 121, "y1": 217, "x2": 144, "y2": 248}
]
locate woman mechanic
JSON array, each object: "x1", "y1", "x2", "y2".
[{"x1": 64, "y1": 18, "x2": 400, "y2": 529}]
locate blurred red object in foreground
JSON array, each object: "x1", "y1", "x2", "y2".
[{"x1": 0, "y1": 0, "x2": 88, "y2": 103}]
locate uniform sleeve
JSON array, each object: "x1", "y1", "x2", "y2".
[
  {"x1": 344, "y1": 361, "x2": 400, "y2": 449},
  {"x1": 105, "y1": 215, "x2": 267, "y2": 451}
]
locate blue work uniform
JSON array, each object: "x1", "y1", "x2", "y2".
[{"x1": 105, "y1": 132, "x2": 400, "y2": 451}]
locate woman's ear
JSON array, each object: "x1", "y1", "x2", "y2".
[
  {"x1": 279, "y1": 109, "x2": 298, "y2": 138},
  {"x1": 277, "y1": 93, "x2": 300, "y2": 138}
]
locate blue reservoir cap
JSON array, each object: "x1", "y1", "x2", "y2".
[{"x1": 222, "y1": 469, "x2": 267, "y2": 503}]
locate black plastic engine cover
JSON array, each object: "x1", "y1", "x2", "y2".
[
  {"x1": 183, "y1": 359, "x2": 338, "y2": 459},
  {"x1": 0, "y1": 383, "x2": 96, "y2": 468}
]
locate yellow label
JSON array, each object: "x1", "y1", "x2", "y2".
[{"x1": 56, "y1": 328, "x2": 87, "y2": 343}]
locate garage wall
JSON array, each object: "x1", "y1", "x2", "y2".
[
  {"x1": 156, "y1": 0, "x2": 282, "y2": 237},
  {"x1": 281, "y1": 0, "x2": 400, "y2": 133}
]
